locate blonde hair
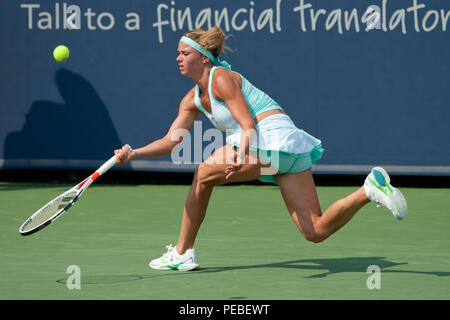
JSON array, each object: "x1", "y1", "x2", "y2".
[{"x1": 184, "y1": 26, "x2": 233, "y2": 59}]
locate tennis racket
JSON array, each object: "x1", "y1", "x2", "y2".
[{"x1": 19, "y1": 154, "x2": 118, "y2": 236}]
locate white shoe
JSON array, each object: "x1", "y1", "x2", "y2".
[
  {"x1": 149, "y1": 244, "x2": 199, "y2": 271},
  {"x1": 363, "y1": 167, "x2": 408, "y2": 220}
]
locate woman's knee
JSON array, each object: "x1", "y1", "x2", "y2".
[
  {"x1": 195, "y1": 162, "x2": 224, "y2": 187},
  {"x1": 293, "y1": 211, "x2": 328, "y2": 243},
  {"x1": 302, "y1": 227, "x2": 328, "y2": 243}
]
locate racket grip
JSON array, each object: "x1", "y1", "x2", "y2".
[
  {"x1": 97, "y1": 155, "x2": 117, "y2": 175},
  {"x1": 96, "y1": 145, "x2": 132, "y2": 176}
]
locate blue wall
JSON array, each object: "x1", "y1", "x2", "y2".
[{"x1": 1, "y1": 0, "x2": 449, "y2": 175}]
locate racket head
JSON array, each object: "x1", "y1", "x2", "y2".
[{"x1": 19, "y1": 188, "x2": 79, "y2": 236}]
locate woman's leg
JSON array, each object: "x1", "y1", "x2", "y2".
[
  {"x1": 276, "y1": 168, "x2": 370, "y2": 243},
  {"x1": 176, "y1": 144, "x2": 277, "y2": 254}
]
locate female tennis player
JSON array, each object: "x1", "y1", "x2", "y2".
[{"x1": 114, "y1": 26, "x2": 407, "y2": 271}]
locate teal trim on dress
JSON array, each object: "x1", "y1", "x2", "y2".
[
  {"x1": 255, "y1": 144, "x2": 325, "y2": 185},
  {"x1": 209, "y1": 66, "x2": 283, "y2": 119}
]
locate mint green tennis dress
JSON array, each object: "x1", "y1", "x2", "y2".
[{"x1": 194, "y1": 66, "x2": 324, "y2": 184}]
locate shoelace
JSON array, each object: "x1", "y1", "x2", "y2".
[{"x1": 162, "y1": 244, "x2": 176, "y2": 261}]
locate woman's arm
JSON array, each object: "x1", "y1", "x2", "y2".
[
  {"x1": 115, "y1": 89, "x2": 200, "y2": 165},
  {"x1": 212, "y1": 69, "x2": 257, "y2": 177}
]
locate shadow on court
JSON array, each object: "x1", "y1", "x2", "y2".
[{"x1": 55, "y1": 257, "x2": 450, "y2": 285}]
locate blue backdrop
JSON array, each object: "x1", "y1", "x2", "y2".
[{"x1": 1, "y1": 0, "x2": 449, "y2": 175}]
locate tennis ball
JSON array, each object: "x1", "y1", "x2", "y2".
[{"x1": 53, "y1": 45, "x2": 70, "y2": 62}]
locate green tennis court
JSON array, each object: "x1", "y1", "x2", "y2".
[{"x1": 1, "y1": 181, "x2": 449, "y2": 300}]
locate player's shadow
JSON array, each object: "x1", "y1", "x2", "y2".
[
  {"x1": 198, "y1": 257, "x2": 450, "y2": 278},
  {"x1": 55, "y1": 257, "x2": 450, "y2": 285},
  {"x1": 3, "y1": 68, "x2": 122, "y2": 163}
]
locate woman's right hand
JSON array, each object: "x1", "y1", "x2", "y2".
[{"x1": 114, "y1": 144, "x2": 134, "y2": 165}]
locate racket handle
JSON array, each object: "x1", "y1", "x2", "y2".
[
  {"x1": 94, "y1": 145, "x2": 132, "y2": 179},
  {"x1": 97, "y1": 155, "x2": 117, "y2": 175}
]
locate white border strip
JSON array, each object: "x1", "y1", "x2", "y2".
[{"x1": 1, "y1": 159, "x2": 450, "y2": 176}]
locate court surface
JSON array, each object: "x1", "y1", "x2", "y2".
[{"x1": 1, "y1": 181, "x2": 449, "y2": 300}]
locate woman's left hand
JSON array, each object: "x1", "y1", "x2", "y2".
[{"x1": 225, "y1": 153, "x2": 243, "y2": 179}]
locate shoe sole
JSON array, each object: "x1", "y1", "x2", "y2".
[
  {"x1": 149, "y1": 263, "x2": 199, "y2": 271},
  {"x1": 371, "y1": 167, "x2": 407, "y2": 220},
  {"x1": 178, "y1": 264, "x2": 199, "y2": 271}
]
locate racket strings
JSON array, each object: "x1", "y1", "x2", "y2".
[{"x1": 21, "y1": 191, "x2": 77, "y2": 232}]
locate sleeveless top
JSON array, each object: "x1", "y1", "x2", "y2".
[{"x1": 194, "y1": 66, "x2": 283, "y2": 132}]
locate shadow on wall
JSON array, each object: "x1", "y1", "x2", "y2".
[{"x1": 4, "y1": 68, "x2": 122, "y2": 162}]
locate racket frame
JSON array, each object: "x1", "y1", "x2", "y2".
[{"x1": 18, "y1": 155, "x2": 117, "y2": 236}]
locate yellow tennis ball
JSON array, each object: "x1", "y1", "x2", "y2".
[{"x1": 53, "y1": 45, "x2": 70, "y2": 62}]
